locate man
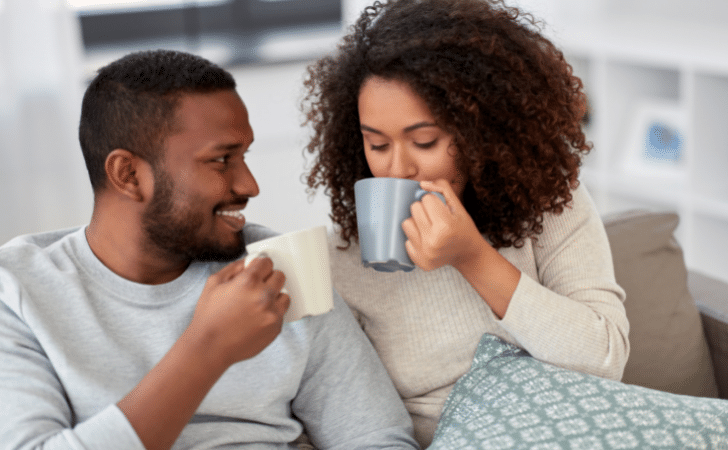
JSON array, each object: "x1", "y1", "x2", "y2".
[{"x1": 0, "y1": 50, "x2": 419, "y2": 450}]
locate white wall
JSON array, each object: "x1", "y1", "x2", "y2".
[
  {"x1": 0, "y1": 0, "x2": 93, "y2": 245},
  {"x1": 4, "y1": 0, "x2": 728, "y2": 243},
  {"x1": 231, "y1": 61, "x2": 334, "y2": 234},
  {"x1": 0, "y1": 8, "x2": 335, "y2": 244}
]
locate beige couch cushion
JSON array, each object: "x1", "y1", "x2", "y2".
[{"x1": 603, "y1": 210, "x2": 719, "y2": 398}]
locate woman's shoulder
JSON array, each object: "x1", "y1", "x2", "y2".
[
  {"x1": 544, "y1": 183, "x2": 599, "y2": 226},
  {"x1": 569, "y1": 182, "x2": 596, "y2": 208},
  {"x1": 536, "y1": 183, "x2": 608, "y2": 249},
  {"x1": 327, "y1": 230, "x2": 365, "y2": 274}
]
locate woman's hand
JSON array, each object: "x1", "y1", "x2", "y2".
[
  {"x1": 402, "y1": 179, "x2": 485, "y2": 272},
  {"x1": 403, "y1": 179, "x2": 520, "y2": 318}
]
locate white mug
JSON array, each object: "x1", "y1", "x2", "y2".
[{"x1": 244, "y1": 225, "x2": 333, "y2": 323}]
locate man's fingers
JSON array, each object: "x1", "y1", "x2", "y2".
[
  {"x1": 209, "y1": 256, "x2": 288, "y2": 317},
  {"x1": 212, "y1": 258, "x2": 248, "y2": 282},
  {"x1": 215, "y1": 255, "x2": 271, "y2": 281},
  {"x1": 266, "y1": 268, "x2": 286, "y2": 290},
  {"x1": 272, "y1": 292, "x2": 291, "y2": 318},
  {"x1": 244, "y1": 254, "x2": 274, "y2": 274},
  {"x1": 221, "y1": 256, "x2": 274, "y2": 285},
  {"x1": 266, "y1": 270, "x2": 289, "y2": 318}
]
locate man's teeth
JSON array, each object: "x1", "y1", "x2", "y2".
[{"x1": 217, "y1": 210, "x2": 244, "y2": 220}]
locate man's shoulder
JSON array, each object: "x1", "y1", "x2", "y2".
[
  {"x1": 242, "y1": 223, "x2": 279, "y2": 244},
  {"x1": 0, "y1": 227, "x2": 85, "y2": 311},
  {"x1": 0, "y1": 227, "x2": 83, "y2": 261}
]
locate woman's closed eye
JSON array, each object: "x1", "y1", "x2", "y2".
[
  {"x1": 415, "y1": 139, "x2": 438, "y2": 149},
  {"x1": 368, "y1": 139, "x2": 438, "y2": 151}
]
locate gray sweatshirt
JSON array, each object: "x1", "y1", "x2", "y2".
[{"x1": 0, "y1": 224, "x2": 419, "y2": 450}]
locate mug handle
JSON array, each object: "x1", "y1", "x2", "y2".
[{"x1": 415, "y1": 189, "x2": 446, "y2": 204}]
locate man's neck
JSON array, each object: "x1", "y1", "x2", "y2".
[{"x1": 85, "y1": 216, "x2": 190, "y2": 285}]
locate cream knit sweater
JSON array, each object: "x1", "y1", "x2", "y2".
[{"x1": 329, "y1": 184, "x2": 629, "y2": 447}]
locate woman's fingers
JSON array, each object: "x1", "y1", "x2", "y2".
[
  {"x1": 403, "y1": 178, "x2": 482, "y2": 271},
  {"x1": 419, "y1": 179, "x2": 464, "y2": 214}
]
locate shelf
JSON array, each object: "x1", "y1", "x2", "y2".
[
  {"x1": 561, "y1": 11, "x2": 728, "y2": 284},
  {"x1": 690, "y1": 214, "x2": 728, "y2": 284},
  {"x1": 692, "y1": 73, "x2": 728, "y2": 201},
  {"x1": 583, "y1": 166, "x2": 685, "y2": 198},
  {"x1": 554, "y1": 14, "x2": 728, "y2": 74},
  {"x1": 692, "y1": 196, "x2": 728, "y2": 223}
]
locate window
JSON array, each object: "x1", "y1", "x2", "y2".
[{"x1": 70, "y1": 0, "x2": 341, "y2": 66}]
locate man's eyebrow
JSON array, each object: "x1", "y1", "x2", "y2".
[
  {"x1": 212, "y1": 142, "x2": 248, "y2": 152},
  {"x1": 360, "y1": 122, "x2": 438, "y2": 134}
]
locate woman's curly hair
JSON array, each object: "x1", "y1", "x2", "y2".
[{"x1": 302, "y1": 0, "x2": 590, "y2": 249}]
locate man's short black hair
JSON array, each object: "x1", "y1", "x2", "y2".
[{"x1": 79, "y1": 49, "x2": 237, "y2": 191}]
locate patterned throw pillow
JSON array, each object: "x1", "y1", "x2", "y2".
[{"x1": 429, "y1": 334, "x2": 728, "y2": 450}]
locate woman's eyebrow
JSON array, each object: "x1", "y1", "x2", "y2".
[
  {"x1": 360, "y1": 124, "x2": 382, "y2": 134},
  {"x1": 404, "y1": 122, "x2": 438, "y2": 132},
  {"x1": 360, "y1": 122, "x2": 438, "y2": 134}
]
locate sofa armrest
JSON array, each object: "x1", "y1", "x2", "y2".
[{"x1": 688, "y1": 270, "x2": 728, "y2": 399}]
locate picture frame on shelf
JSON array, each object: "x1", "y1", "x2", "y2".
[{"x1": 621, "y1": 100, "x2": 688, "y2": 181}]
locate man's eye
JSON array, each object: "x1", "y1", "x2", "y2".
[{"x1": 214, "y1": 155, "x2": 228, "y2": 163}]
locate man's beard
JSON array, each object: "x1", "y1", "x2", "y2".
[{"x1": 141, "y1": 168, "x2": 246, "y2": 263}]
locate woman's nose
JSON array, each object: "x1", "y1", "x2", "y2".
[{"x1": 389, "y1": 146, "x2": 417, "y2": 179}]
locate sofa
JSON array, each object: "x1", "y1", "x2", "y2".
[
  {"x1": 421, "y1": 209, "x2": 728, "y2": 449},
  {"x1": 297, "y1": 209, "x2": 728, "y2": 449},
  {"x1": 603, "y1": 209, "x2": 728, "y2": 399}
]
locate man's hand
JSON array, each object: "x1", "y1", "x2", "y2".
[
  {"x1": 118, "y1": 256, "x2": 289, "y2": 450},
  {"x1": 189, "y1": 256, "x2": 290, "y2": 365}
]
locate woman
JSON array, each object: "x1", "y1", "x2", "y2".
[{"x1": 302, "y1": 0, "x2": 628, "y2": 446}]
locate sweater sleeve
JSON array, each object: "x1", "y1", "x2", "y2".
[
  {"x1": 0, "y1": 270, "x2": 145, "y2": 450},
  {"x1": 291, "y1": 291, "x2": 420, "y2": 450},
  {"x1": 497, "y1": 184, "x2": 629, "y2": 380}
]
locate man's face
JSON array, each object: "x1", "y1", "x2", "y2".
[{"x1": 142, "y1": 90, "x2": 260, "y2": 262}]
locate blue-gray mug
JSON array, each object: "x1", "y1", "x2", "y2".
[{"x1": 354, "y1": 177, "x2": 445, "y2": 272}]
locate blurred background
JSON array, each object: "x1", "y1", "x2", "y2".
[{"x1": 1, "y1": 0, "x2": 727, "y2": 283}]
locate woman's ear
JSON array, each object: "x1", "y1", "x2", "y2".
[{"x1": 105, "y1": 149, "x2": 152, "y2": 202}]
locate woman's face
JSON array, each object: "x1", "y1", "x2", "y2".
[{"x1": 358, "y1": 76, "x2": 467, "y2": 199}]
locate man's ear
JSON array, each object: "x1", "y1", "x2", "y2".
[{"x1": 105, "y1": 149, "x2": 153, "y2": 202}]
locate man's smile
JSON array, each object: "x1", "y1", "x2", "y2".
[{"x1": 216, "y1": 207, "x2": 247, "y2": 231}]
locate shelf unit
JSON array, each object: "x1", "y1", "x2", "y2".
[{"x1": 552, "y1": 13, "x2": 728, "y2": 284}]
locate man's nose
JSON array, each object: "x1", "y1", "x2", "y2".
[{"x1": 232, "y1": 161, "x2": 260, "y2": 198}]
